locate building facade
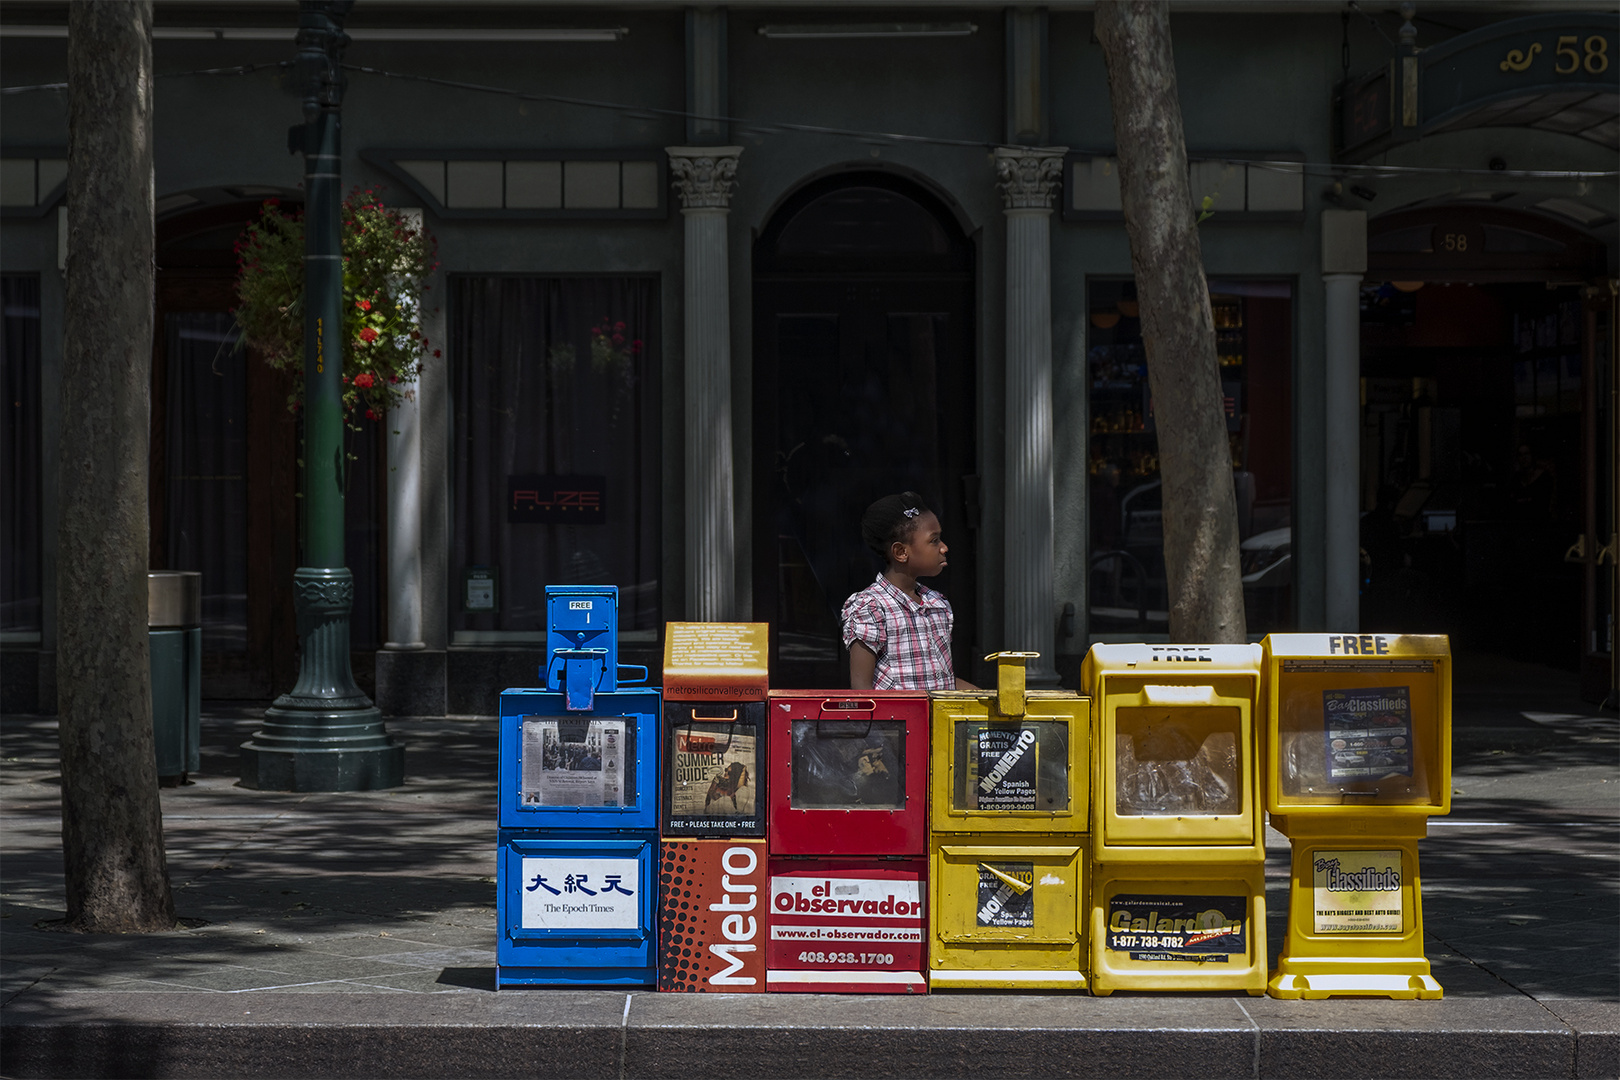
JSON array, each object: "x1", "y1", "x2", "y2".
[{"x1": 2, "y1": 2, "x2": 1615, "y2": 715}]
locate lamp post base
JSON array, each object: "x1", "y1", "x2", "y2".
[
  {"x1": 240, "y1": 702, "x2": 404, "y2": 791},
  {"x1": 239, "y1": 567, "x2": 406, "y2": 791}
]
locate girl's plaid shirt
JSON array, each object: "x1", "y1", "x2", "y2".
[{"x1": 840, "y1": 575, "x2": 956, "y2": 691}]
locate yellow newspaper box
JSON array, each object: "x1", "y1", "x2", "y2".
[
  {"x1": 1261, "y1": 633, "x2": 1451, "y2": 1000},
  {"x1": 1084, "y1": 643, "x2": 1265, "y2": 861},
  {"x1": 928, "y1": 653, "x2": 1091, "y2": 989},
  {"x1": 1082, "y1": 643, "x2": 1268, "y2": 995}
]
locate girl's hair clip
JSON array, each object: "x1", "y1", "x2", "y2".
[{"x1": 902, "y1": 507, "x2": 920, "y2": 517}]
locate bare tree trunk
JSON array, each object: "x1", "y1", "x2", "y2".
[
  {"x1": 58, "y1": 0, "x2": 174, "y2": 933},
  {"x1": 1094, "y1": 0, "x2": 1246, "y2": 644}
]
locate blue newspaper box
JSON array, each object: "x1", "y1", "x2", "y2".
[{"x1": 496, "y1": 586, "x2": 661, "y2": 987}]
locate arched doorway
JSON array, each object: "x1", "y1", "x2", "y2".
[
  {"x1": 752, "y1": 171, "x2": 977, "y2": 687},
  {"x1": 1361, "y1": 203, "x2": 1612, "y2": 694}
]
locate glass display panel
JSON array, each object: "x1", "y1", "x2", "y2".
[
  {"x1": 1114, "y1": 707, "x2": 1241, "y2": 816},
  {"x1": 950, "y1": 719, "x2": 1071, "y2": 812},
  {"x1": 520, "y1": 715, "x2": 636, "y2": 807},
  {"x1": 1275, "y1": 668, "x2": 1438, "y2": 805},
  {"x1": 667, "y1": 718, "x2": 760, "y2": 823},
  {"x1": 789, "y1": 718, "x2": 905, "y2": 809}
]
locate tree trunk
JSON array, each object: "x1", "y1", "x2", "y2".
[
  {"x1": 1094, "y1": 0, "x2": 1247, "y2": 644},
  {"x1": 58, "y1": 0, "x2": 174, "y2": 933}
]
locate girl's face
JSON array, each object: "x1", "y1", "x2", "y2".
[{"x1": 893, "y1": 511, "x2": 948, "y2": 577}]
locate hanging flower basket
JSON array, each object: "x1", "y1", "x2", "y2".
[{"x1": 233, "y1": 188, "x2": 438, "y2": 424}]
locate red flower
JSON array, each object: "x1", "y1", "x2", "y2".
[
  {"x1": 353, "y1": 372, "x2": 376, "y2": 389},
  {"x1": 433, "y1": 349, "x2": 441, "y2": 358},
  {"x1": 366, "y1": 409, "x2": 379, "y2": 421},
  {"x1": 356, "y1": 299, "x2": 371, "y2": 311},
  {"x1": 389, "y1": 374, "x2": 400, "y2": 384},
  {"x1": 611, "y1": 333, "x2": 624, "y2": 346},
  {"x1": 265, "y1": 197, "x2": 280, "y2": 207},
  {"x1": 614, "y1": 321, "x2": 626, "y2": 332},
  {"x1": 358, "y1": 327, "x2": 379, "y2": 343}
]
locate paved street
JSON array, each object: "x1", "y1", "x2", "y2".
[{"x1": 2, "y1": 651, "x2": 1615, "y2": 1078}]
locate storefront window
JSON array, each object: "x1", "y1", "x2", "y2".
[
  {"x1": 1087, "y1": 279, "x2": 1294, "y2": 637},
  {"x1": 451, "y1": 276, "x2": 660, "y2": 634}
]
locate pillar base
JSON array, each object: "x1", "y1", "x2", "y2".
[
  {"x1": 239, "y1": 702, "x2": 404, "y2": 792},
  {"x1": 1269, "y1": 958, "x2": 1442, "y2": 1000}
]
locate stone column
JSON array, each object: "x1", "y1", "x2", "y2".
[
  {"x1": 1322, "y1": 210, "x2": 1367, "y2": 631},
  {"x1": 996, "y1": 146, "x2": 1065, "y2": 686},
  {"x1": 668, "y1": 146, "x2": 742, "y2": 621},
  {"x1": 384, "y1": 390, "x2": 423, "y2": 650}
]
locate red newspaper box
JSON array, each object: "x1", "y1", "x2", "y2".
[
  {"x1": 765, "y1": 691, "x2": 931, "y2": 993},
  {"x1": 766, "y1": 691, "x2": 931, "y2": 857},
  {"x1": 766, "y1": 857, "x2": 927, "y2": 993}
]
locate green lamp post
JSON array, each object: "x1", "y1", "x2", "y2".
[{"x1": 240, "y1": 0, "x2": 404, "y2": 791}]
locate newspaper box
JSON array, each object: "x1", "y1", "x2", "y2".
[
  {"x1": 1082, "y1": 643, "x2": 1267, "y2": 995},
  {"x1": 495, "y1": 586, "x2": 661, "y2": 987},
  {"x1": 1262, "y1": 633, "x2": 1452, "y2": 1000},
  {"x1": 927, "y1": 653, "x2": 1091, "y2": 990},
  {"x1": 765, "y1": 857, "x2": 928, "y2": 993},
  {"x1": 766, "y1": 690, "x2": 930, "y2": 992},
  {"x1": 661, "y1": 702, "x2": 767, "y2": 838},
  {"x1": 496, "y1": 832, "x2": 658, "y2": 986},
  {"x1": 767, "y1": 691, "x2": 930, "y2": 857},
  {"x1": 658, "y1": 839, "x2": 768, "y2": 992},
  {"x1": 497, "y1": 686, "x2": 660, "y2": 833}
]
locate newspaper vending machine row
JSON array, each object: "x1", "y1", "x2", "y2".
[{"x1": 494, "y1": 596, "x2": 1453, "y2": 1000}]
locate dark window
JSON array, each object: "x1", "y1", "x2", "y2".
[
  {"x1": 1087, "y1": 279, "x2": 1295, "y2": 637},
  {"x1": 451, "y1": 276, "x2": 660, "y2": 632},
  {"x1": 2, "y1": 275, "x2": 42, "y2": 635}
]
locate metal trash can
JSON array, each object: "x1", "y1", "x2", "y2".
[{"x1": 148, "y1": 571, "x2": 201, "y2": 784}]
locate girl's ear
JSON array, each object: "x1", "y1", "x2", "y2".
[{"x1": 890, "y1": 539, "x2": 908, "y2": 564}]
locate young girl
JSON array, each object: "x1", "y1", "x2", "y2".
[{"x1": 841, "y1": 492, "x2": 978, "y2": 691}]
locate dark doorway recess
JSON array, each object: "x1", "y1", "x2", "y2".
[
  {"x1": 753, "y1": 171, "x2": 977, "y2": 688},
  {"x1": 152, "y1": 199, "x2": 384, "y2": 700},
  {"x1": 1362, "y1": 205, "x2": 1612, "y2": 698}
]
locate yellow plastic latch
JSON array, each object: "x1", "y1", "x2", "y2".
[{"x1": 985, "y1": 651, "x2": 1038, "y2": 717}]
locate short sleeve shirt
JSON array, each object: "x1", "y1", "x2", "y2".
[{"x1": 840, "y1": 575, "x2": 956, "y2": 691}]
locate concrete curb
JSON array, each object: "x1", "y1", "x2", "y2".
[{"x1": 3, "y1": 991, "x2": 1615, "y2": 1079}]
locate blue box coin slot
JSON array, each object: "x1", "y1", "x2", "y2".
[{"x1": 496, "y1": 832, "x2": 658, "y2": 987}]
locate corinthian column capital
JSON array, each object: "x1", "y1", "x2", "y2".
[
  {"x1": 666, "y1": 146, "x2": 743, "y2": 210},
  {"x1": 994, "y1": 146, "x2": 1067, "y2": 212}
]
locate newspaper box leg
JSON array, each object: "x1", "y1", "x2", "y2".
[{"x1": 1269, "y1": 831, "x2": 1442, "y2": 1000}]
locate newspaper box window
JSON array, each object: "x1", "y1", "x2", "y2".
[
  {"x1": 1082, "y1": 644, "x2": 1268, "y2": 996},
  {"x1": 496, "y1": 586, "x2": 661, "y2": 987},
  {"x1": 928, "y1": 653, "x2": 1091, "y2": 990},
  {"x1": 767, "y1": 691, "x2": 930, "y2": 993},
  {"x1": 1262, "y1": 633, "x2": 1452, "y2": 1001},
  {"x1": 521, "y1": 716, "x2": 636, "y2": 807},
  {"x1": 661, "y1": 703, "x2": 767, "y2": 837}
]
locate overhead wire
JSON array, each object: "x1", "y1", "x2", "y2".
[{"x1": 3, "y1": 57, "x2": 1615, "y2": 181}]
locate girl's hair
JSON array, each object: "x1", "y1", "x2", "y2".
[{"x1": 861, "y1": 491, "x2": 932, "y2": 557}]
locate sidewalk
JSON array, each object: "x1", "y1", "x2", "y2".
[{"x1": 2, "y1": 653, "x2": 1616, "y2": 1079}]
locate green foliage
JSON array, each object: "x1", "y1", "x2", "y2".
[
  {"x1": 1197, "y1": 193, "x2": 1217, "y2": 225},
  {"x1": 234, "y1": 189, "x2": 438, "y2": 426}
]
